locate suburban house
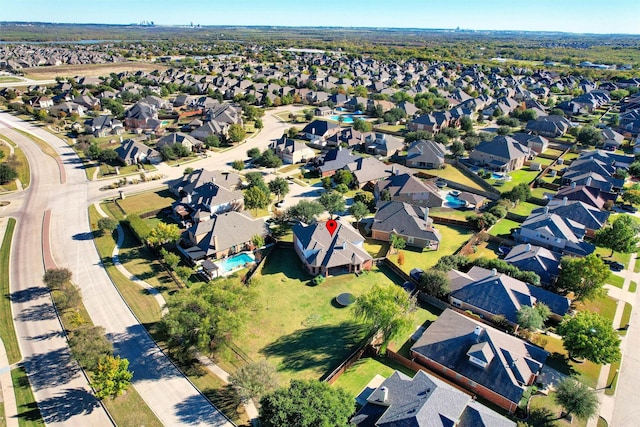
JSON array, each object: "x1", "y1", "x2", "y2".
[
  {"x1": 317, "y1": 147, "x2": 362, "y2": 177},
  {"x1": 181, "y1": 211, "x2": 267, "y2": 261},
  {"x1": 124, "y1": 101, "x2": 162, "y2": 133},
  {"x1": 553, "y1": 184, "x2": 617, "y2": 210},
  {"x1": 374, "y1": 173, "x2": 445, "y2": 208},
  {"x1": 532, "y1": 198, "x2": 609, "y2": 236},
  {"x1": 190, "y1": 120, "x2": 230, "y2": 141},
  {"x1": 406, "y1": 139, "x2": 448, "y2": 169},
  {"x1": 351, "y1": 370, "x2": 515, "y2": 427},
  {"x1": 447, "y1": 265, "x2": 570, "y2": 325},
  {"x1": 513, "y1": 209, "x2": 595, "y2": 257},
  {"x1": 346, "y1": 156, "x2": 392, "y2": 189},
  {"x1": 114, "y1": 139, "x2": 162, "y2": 165},
  {"x1": 293, "y1": 220, "x2": 373, "y2": 276},
  {"x1": 83, "y1": 114, "x2": 124, "y2": 137},
  {"x1": 301, "y1": 119, "x2": 339, "y2": 145},
  {"x1": 410, "y1": 309, "x2": 549, "y2": 413},
  {"x1": 156, "y1": 132, "x2": 201, "y2": 153},
  {"x1": 407, "y1": 112, "x2": 452, "y2": 133},
  {"x1": 169, "y1": 169, "x2": 244, "y2": 223},
  {"x1": 601, "y1": 127, "x2": 625, "y2": 151},
  {"x1": 362, "y1": 132, "x2": 404, "y2": 157},
  {"x1": 371, "y1": 201, "x2": 441, "y2": 250},
  {"x1": 269, "y1": 136, "x2": 315, "y2": 164},
  {"x1": 504, "y1": 243, "x2": 562, "y2": 286},
  {"x1": 510, "y1": 132, "x2": 549, "y2": 154},
  {"x1": 469, "y1": 136, "x2": 533, "y2": 172},
  {"x1": 525, "y1": 115, "x2": 572, "y2": 138}
]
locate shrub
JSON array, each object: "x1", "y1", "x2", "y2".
[
  {"x1": 125, "y1": 214, "x2": 151, "y2": 243},
  {"x1": 312, "y1": 275, "x2": 325, "y2": 286}
]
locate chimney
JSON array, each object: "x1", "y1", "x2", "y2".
[
  {"x1": 186, "y1": 193, "x2": 192, "y2": 204},
  {"x1": 544, "y1": 206, "x2": 549, "y2": 214},
  {"x1": 571, "y1": 181, "x2": 576, "y2": 189},
  {"x1": 491, "y1": 268, "x2": 497, "y2": 277},
  {"x1": 526, "y1": 243, "x2": 531, "y2": 251},
  {"x1": 563, "y1": 196, "x2": 568, "y2": 206},
  {"x1": 586, "y1": 177, "x2": 592, "y2": 187},
  {"x1": 473, "y1": 326, "x2": 483, "y2": 342},
  {"x1": 424, "y1": 207, "x2": 429, "y2": 221},
  {"x1": 380, "y1": 387, "x2": 389, "y2": 404}
]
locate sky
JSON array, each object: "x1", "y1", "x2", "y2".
[{"x1": 2, "y1": 0, "x2": 639, "y2": 35}]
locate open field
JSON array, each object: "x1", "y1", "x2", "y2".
[
  {"x1": 116, "y1": 189, "x2": 175, "y2": 216},
  {"x1": 23, "y1": 61, "x2": 168, "y2": 80},
  {"x1": 223, "y1": 248, "x2": 420, "y2": 382}
]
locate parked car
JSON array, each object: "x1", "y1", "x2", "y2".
[
  {"x1": 610, "y1": 261, "x2": 625, "y2": 271},
  {"x1": 410, "y1": 268, "x2": 424, "y2": 282}
]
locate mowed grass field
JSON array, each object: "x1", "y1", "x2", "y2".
[
  {"x1": 23, "y1": 61, "x2": 168, "y2": 80},
  {"x1": 228, "y1": 248, "x2": 431, "y2": 383}
]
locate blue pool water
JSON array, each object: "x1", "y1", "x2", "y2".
[
  {"x1": 492, "y1": 172, "x2": 506, "y2": 179},
  {"x1": 445, "y1": 194, "x2": 466, "y2": 208},
  {"x1": 218, "y1": 253, "x2": 255, "y2": 273},
  {"x1": 328, "y1": 114, "x2": 356, "y2": 124}
]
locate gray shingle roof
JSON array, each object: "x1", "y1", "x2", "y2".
[{"x1": 372, "y1": 201, "x2": 441, "y2": 243}]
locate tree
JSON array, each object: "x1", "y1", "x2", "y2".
[
  {"x1": 557, "y1": 254, "x2": 609, "y2": 301},
  {"x1": 390, "y1": 234, "x2": 406, "y2": 253},
  {"x1": 287, "y1": 200, "x2": 324, "y2": 223},
  {"x1": 98, "y1": 149, "x2": 118, "y2": 163},
  {"x1": 418, "y1": 270, "x2": 450, "y2": 298},
  {"x1": 43, "y1": 268, "x2": 73, "y2": 290},
  {"x1": 254, "y1": 118, "x2": 263, "y2": 129},
  {"x1": 146, "y1": 222, "x2": 181, "y2": 247},
  {"x1": 93, "y1": 355, "x2": 133, "y2": 399},
  {"x1": 257, "y1": 149, "x2": 283, "y2": 169},
  {"x1": 349, "y1": 201, "x2": 369, "y2": 228},
  {"x1": 502, "y1": 183, "x2": 531, "y2": 205},
  {"x1": 558, "y1": 311, "x2": 621, "y2": 364},
  {"x1": 228, "y1": 124, "x2": 246, "y2": 143},
  {"x1": 460, "y1": 115, "x2": 473, "y2": 132},
  {"x1": 84, "y1": 143, "x2": 102, "y2": 160},
  {"x1": 160, "y1": 248, "x2": 181, "y2": 269},
  {"x1": 247, "y1": 147, "x2": 261, "y2": 159},
  {"x1": 97, "y1": 217, "x2": 118, "y2": 235},
  {"x1": 554, "y1": 378, "x2": 599, "y2": 420},
  {"x1": 319, "y1": 191, "x2": 345, "y2": 218},
  {"x1": 245, "y1": 185, "x2": 270, "y2": 214},
  {"x1": 333, "y1": 170, "x2": 353, "y2": 187},
  {"x1": 450, "y1": 140, "x2": 464, "y2": 158},
  {"x1": 0, "y1": 163, "x2": 18, "y2": 184},
  {"x1": 251, "y1": 234, "x2": 265, "y2": 249},
  {"x1": 229, "y1": 361, "x2": 279, "y2": 403},
  {"x1": 174, "y1": 266, "x2": 193, "y2": 283},
  {"x1": 232, "y1": 160, "x2": 245, "y2": 171},
  {"x1": 595, "y1": 214, "x2": 640, "y2": 257},
  {"x1": 268, "y1": 177, "x2": 290, "y2": 200},
  {"x1": 516, "y1": 304, "x2": 550, "y2": 331},
  {"x1": 354, "y1": 191, "x2": 375, "y2": 211},
  {"x1": 353, "y1": 285, "x2": 416, "y2": 353},
  {"x1": 577, "y1": 126, "x2": 603, "y2": 146},
  {"x1": 68, "y1": 325, "x2": 113, "y2": 370},
  {"x1": 204, "y1": 135, "x2": 221, "y2": 148},
  {"x1": 353, "y1": 118, "x2": 372, "y2": 132},
  {"x1": 260, "y1": 380, "x2": 354, "y2": 427}
]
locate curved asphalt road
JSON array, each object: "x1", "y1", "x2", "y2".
[{"x1": 0, "y1": 112, "x2": 233, "y2": 426}]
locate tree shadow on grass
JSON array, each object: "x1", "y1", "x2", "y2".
[
  {"x1": 199, "y1": 384, "x2": 244, "y2": 424},
  {"x1": 261, "y1": 322, "x2": 363, "y2": 374},
  {"x1": 527, "y1": 406, "x2": 559, "y2": 427},
  {"x1": 38, "y1": 388, "x2": 101, "y2": 424},
  {"x1": 174, "y1": 393, "x2": 234, "y2": 426},
  {"x1": 259, "y1": 248, "x2": 312, "y2": 281}
]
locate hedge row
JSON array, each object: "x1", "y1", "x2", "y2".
[{"x1": 126, "y1": 214, "x2": 151, "y2": 243}]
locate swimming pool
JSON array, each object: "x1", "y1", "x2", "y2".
[
  {"x1": 328, "y1": 114, "x2": 356, "y2": 124},
  {"x1": 445, "y1": 194, "x2": 466, "y2": 208},
  {"x1": 217, "y1": 253, "x2": 255, "y2": 273}
]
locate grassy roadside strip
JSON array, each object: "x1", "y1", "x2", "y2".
[
  {"x1": 14, "y1": 130, "x2": 58, "y2": 159},
  {"x1": 0, "y1": 218, "x2": 21, "y2": 364},
  {"x1": 0, "y1": 134, "x2": 31, "y2": 189},
  {"x1": 11, "y1": 366, "x2": 45, "y2": 427}
]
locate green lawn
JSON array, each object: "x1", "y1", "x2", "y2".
[
  {"x1": 509, "y1": 201, "x2": 539, "y2": 217},
  {"x1": 530, "y1": 187, "x2": 552, "y2": 199},
  {"x1": 116, "y1": 189, "x2": 176, "y2": 216},
  {"x1": 606, "y1": 273, "x2": 625, "y2": 289},
  {"x1": 429, "y1": 206, "x2": 473, "y2": 220},
  {"x1": 467, "y1": 239, "x2": 501, "y2": 260},
  {"x1": 363, "y1": 239, "x2": 390, "y2": 258},
  {"x1": 278, "y1": 164, "x2": 302, "y2": 174},
  {"x1": 619, "y1": 302, "x2": 632, "y2": 335},
  {"x1": 223, "y1": 248, "x2": 407, "y2": 382},
  {"x1": 332, "y1": 357, "x2": 415, "y2": 399},
  {"x1": 0, "y1": 218, "x2": 20, "y2": 364},
  {"x1": 487, "y1": 168, "x2": 539, "y2": 192},
  {"x1": 488, "y1": 218, "x2": 520, "y2": 237},
  {"x1": 392, "y1": 224, "x2": 475, "y2": 273},
  {"x1": 420, "y1": 165, "x2": 486, "y2": 191},
  {"x1": 542, "y1": 334, "x2": 600, "y2": 389},
  {"x1": 593, "y1": 247, "x2": 632, "y2": 269},
  {"x1": 528, "y1": 393, "x2": 587, "y2": 427},
  {"x1": 0, "y1": 135, "x2": 30, "y2": 190},
  {"x1": 575, "y1": 294, "x2": 618, "y2": 326},
  {"x1": 11, "y1": 367, "x2": 45, "y2": 427},
  {"x1": 101, "y1": 387, "x2": 163, "y2": 427}
]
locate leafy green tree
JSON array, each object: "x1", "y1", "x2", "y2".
[
  {"x1": 146, "y1": 222, "x2": 181, "y2": 247},
  {"x1": 622, "y1": 189, "x2": 640, "y2": 206},
  {"x1": 43, "y1": 268, "x2": 73, "y2": 290},
  {"x1": 502, "y1": 183, "x2": 531, "y2": 205},
  {"x1": 268, "y1": 177, "x2": 290, "y2": 200},
  {"x1": 98, "y1": 149, "x2": 118, "y2": 163},
  {"x1": 450, "y1": 140, "x2": 464, "y2": 158},
  {"x1": 418, "y1": 270, "x2": 450, "y2": 298},
  {"x1": 245, "y1": 185, "x2": 270, "y2": 214},
  {"x1": 93, "y1": 355, "x2": 133, "y2": 399},
  {"x1": 516, "y1": 304, "x2": 550, "y2": 331},
  {"x1": 97, "y1": 217, "x2": 118, "y2": 235},
  {"x1": 354, "y1": 191, "x2": 375, "y2": 211},
  {"x1": 353, "y1": 118, "x2": 372, "y2": 132},
  {"x1": 554, "y1": 378, "x2": 599, "y2": 420},
  {"x1": 229, "y1": 361, "x2": 279, "y2": 403},
  {"x1": 558, "y1": 311, "x2": 621, "y2": 364},
  {"x1": 287, "y1": 127, "x2": 299, "y2": 138},
  {"x1": 319, "y1": 191, "x2": 345, "y2": 218},
  {"x1": 354, "y1": 285, "x2": 415, "y2": 353},
  {"x1": 68, "y1": 325, "x2": 113, "y2": 370},
  {"x1": 577, "y1": 126, "x2": 603, "y2": 146},
  {"x1": 205, "y1": 135, "x2": 221, "y2": 148},
  {"x1": 349, "y1": 201, "x2": 369, "y2": 228},
  {"x1": 174, "y1": 266, "x2": 193, "y2": 283},
  {"x1": 257, "y1": 149, "x2": 283, "y2": 169},
  {"x1": 460, "y1": 115, "x2": 473, "y2": 132},
  {"x1": 232, "y1": 160, "x2": 245, "y2": 171},
  {"x1": 160, "y1": 248, "x2": 181, "y2": 269},
  {"x1": 84, "y1": 143, "x2": 102, "y2": 160},
  {"x1": 333, "y1": 170, "x2": 353, "y2": 187},
  {"x1": 251, "y1": 234, "x2": 265, "y2": 249},
  {"x1": 260, "y1": 380, "x2": 354, "y2": 427},
  {"x1": 595, "y1": 214, "x2": 640, "y2": 257},
  {"x1": 287, "y1": 200, "x2": 324, "y2": 223},
  {"x1": 228, "y1": 124, "x2": 246, "y2": 143},
  {"x1": 390, "y1": 234, "x2": 406, "y2": 253},
  {"x1": 557, "y1": 254, "x2": 609, "y2": 301}
]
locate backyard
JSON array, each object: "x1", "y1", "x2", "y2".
[{"x1": 218, "y1": 248, "x2": 435, "y2": 382}]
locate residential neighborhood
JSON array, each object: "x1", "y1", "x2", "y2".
[{"x1": 0, "y1": 17, "x2": 640, "y2": 427}]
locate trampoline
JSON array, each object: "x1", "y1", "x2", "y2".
[{"x1": 336, "y1": 292, "x2": 356, "y2": 307}]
